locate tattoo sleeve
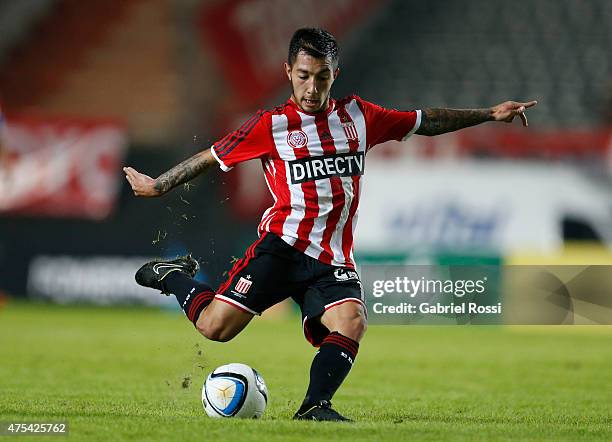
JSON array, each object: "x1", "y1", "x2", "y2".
[
  {"x1": 416, "y1": 108, "x2": 493, "y2": 136},
  {"x1": 154, "y1": 149, "x2": 216, "y2": 194}
]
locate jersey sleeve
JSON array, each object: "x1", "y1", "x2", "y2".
[
  {"x1": 355, "y1": 96, "x2": 422, "y2": 149},
  {"x1": 210, "y1": 110, "x2": 272, "y2": 171}
]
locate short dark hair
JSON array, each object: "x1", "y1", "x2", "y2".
[{"x1": 288, "y1": 28, "x2": 339, "y2": 66}]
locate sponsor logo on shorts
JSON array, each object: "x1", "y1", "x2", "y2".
[
  {"x1": 234, "y1": 276, "x2": 252, "y2": 294},
  {"x1": 334, "y1": 268, "x2": 360, "y2": 282},
  {"x1": 289, "y1": 151, "x2": 365, "y2": 184}
]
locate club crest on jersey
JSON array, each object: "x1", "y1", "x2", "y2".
[
  {"x1": 287, "y1": 130, "x2": 308, "y2": 148},
  {"x1": 342, "y1": 121, "x2": 359, "y2": 142},
  {"x1": 234, "y1": 276, "x2": 252, "y2": 294}
]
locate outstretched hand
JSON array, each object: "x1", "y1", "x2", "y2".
[
  {"x1": 123, "y1": 166, "x2": 160, "y2": 197},
  {"x1": 491, "y1": 100, "x2": 538, "y2": 127}
]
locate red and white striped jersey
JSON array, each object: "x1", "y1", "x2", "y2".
[{"x1": 211, "y1": 95, "x2": 421, "y2": 268}]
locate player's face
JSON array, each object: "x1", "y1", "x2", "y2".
[{"x1": 285, "y1": 51, "x2": 339, "y2": 113}]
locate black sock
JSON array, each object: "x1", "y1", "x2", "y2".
[
  {"x1": 300, "y1": 332, "x2": 359, "y2": 409},
  {"x1": 162, "y1": 272, "x2": 215, "y2": 324}
]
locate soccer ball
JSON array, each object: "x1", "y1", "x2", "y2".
[{"x1": 202, "y1": 363, "x2": 268, "y2": 418}]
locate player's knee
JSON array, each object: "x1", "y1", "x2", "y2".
[
  {"x1": 351, "y1": 311, "x2": 368, "y2": 337},
  {"x1": 196, "y1": 318, "x2": 235, "y2": 342},
  {"x1": 338, "y1": 307, "x2": 367, "y2": 341}
]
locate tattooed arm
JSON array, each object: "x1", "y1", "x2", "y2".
[
  {"x1": 416, "y1": 100, "x2": 538, "y2": 136},
  {"x1": 123, "y1": 148, "x2": 217, "y2": 197}
]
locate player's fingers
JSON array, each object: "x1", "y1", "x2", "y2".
[
  {"x1": 522, "y1": 100, "x2": 538, "y2": 108},
  {"x1": 125, "y1": 174, "x2": 137, "y2": 189},
  {"x1": 124, "y1": 167, "x2": 142, "y2": 180}
]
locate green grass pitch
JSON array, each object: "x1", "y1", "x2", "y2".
[{"x1": 1, "y1": 301, "x2": 610, "y2": 441}]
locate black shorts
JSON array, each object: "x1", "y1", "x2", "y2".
[{"x1": 215, "y1": 232, "x2": 365, "y2": 346}]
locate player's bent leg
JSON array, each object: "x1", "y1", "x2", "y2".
[
  {"x1": 195, "y1": 299, "x2": 254, "y2": 342},
  {"x1": 133, "y1": 255, "x2": 253, "y2": 342},
  {"x1": 319, "y1": 301, "x2": 367, "y2": 342}
]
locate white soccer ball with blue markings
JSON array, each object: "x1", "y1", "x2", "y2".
[{"x1": 202, "y1": 363, "x2": 268, "y2": 418}]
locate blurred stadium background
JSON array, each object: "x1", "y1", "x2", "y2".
[
  {"x1": 1, "y1": 0, "x2": 611, "y2": 310},
  {"x1": 1, "y1": 1, "x2": 612, "y2": 439}
]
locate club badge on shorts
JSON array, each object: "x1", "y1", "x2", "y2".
[{"x1": 234, "y1": 276, "x2": 253, "y2": 294}]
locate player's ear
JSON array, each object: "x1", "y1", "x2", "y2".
[
  {"x1": 284, "y1": 62, "x2": 292, "y2": 81},
  {"x1": 333, "y1": 67, "x2": 340, "y2": 80}
]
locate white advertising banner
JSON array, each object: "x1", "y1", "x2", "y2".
[{"x1": 356, "y1": 159, "x2": 612, "y2": 254}]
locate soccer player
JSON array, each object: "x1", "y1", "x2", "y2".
[{"x1": 124, "y1": 28, "x2": 536, "y2": 421}]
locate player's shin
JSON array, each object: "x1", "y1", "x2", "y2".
[
  {"x1": 163, "y1": 272, "x2": 215, "y2": 325},
  {"x1": 299, "y1": 332, "x2": 359, "y2": 409}
]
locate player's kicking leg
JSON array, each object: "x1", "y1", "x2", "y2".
[
  {"x1": 134, "y1": 255, "x2": 253, "y2": 341},
  {"x1": 134, "y1": 233, "x2": 292, "y2": 341}
]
